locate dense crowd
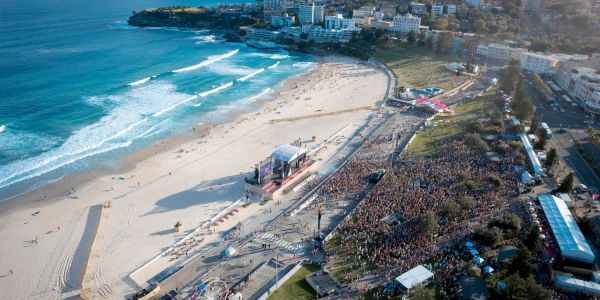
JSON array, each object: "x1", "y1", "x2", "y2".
[{"x1": 322, "y1": 139, "x2": 519, "y2": 281}]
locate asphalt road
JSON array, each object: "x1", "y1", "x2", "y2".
[{"x1": 524, "y1": 79, "x2": 600, "y2": 190}]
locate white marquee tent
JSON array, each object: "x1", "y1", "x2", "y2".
[
  {"x1": 538, "y1": 194, "x2": 595, "y2": 264},
  {"x1": 395, "y1": 265, "x2": 434, "y2": 290}
]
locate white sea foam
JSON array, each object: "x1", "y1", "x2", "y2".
[
  {"x1": 198, "y1": 82, "x2": 233, "y2": 97},
  {"x1": 0, "y1": 82, "x2": 197, "y2": 191},
  {"x1": 248, "y1": 53, "x2": 290, "y2": 60},
  {"x1": 241, "y1": 88, "x2": 273, "y2": 104},
  {"x1": 191, "y1": 35, "x2": 217, "y2": 44},
  {"x1": 237, "y1": 68, "x2": 265, "y2": 82},
  {"x1": 0, "y1": 124, "x2": 5, "y2": 133},
  {"x1": 128, "y1": 77, "x2": 151, "y2": 86},
  {"x1": 152, "y1": 95, "x2": 199, "y2": 117},
  {"x1": 206, "y1": 61, "x2": 253, "y2": 76},
  {"x1": 171, "y1": 49, "x2": 239, "y2": 73},
  {"x1": 267, "y1": 61, "x2": 280, "y2": 69},
  {"x1": 270, "y1": 54, "x2": 289, "y2": 60},
  {"x1": 293, "y1": 62, "x2": 313, "y2": 68}
]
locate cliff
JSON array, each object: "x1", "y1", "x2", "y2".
[{"x1": 128, "y1": 6, "x2": 256, "y2": 30}]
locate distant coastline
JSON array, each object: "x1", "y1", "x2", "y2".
[{"x1": 128, "y1": 6, "x2": 256, "y2": 34}]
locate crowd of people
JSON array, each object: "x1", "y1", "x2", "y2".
[{"x1": 321, "y1": 135, "x2": 520, "y2": 285}]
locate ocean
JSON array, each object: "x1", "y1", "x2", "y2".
[{"x1": 0, "y1": 0, "x2": 314, "y2": 200}]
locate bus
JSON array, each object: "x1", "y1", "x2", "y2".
[{"x1": 541, "y1": 122, "x2": 553, "y2": 139}]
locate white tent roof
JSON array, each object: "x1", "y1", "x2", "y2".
[
  {"x1": 538, "y1": 194, "x2": 595, "y2": 264},
  {"x1": 557, "y1": 193, "x2": 573, "y2": 207},
  {"x1": 395, "y1": 265, "x2": 434, "y2": 290},
  {"x1": 271, "y1": 144, "x2": 307, "y2": 163},
  {"x1": 556, "y1": 275, "x2": 600, "y2": 296},
  {"x1": 520, "y1": 133, "x2": 544, "y2": 176}
]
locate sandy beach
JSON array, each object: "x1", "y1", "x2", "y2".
[{"x1": 0, "y1": 55, "x2": 388, "y2": 299}]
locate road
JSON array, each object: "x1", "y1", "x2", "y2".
[{"x1": 524, "y1": 79, "x2": 600, "y2": 190}]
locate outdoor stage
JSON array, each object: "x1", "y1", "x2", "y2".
[{"x1": 245, "y1": 144, "x2": 315, "y2": 200}]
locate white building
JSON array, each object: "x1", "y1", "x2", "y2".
[
  {"x1": 466, "y1": 0, "x2": 484, "y2": 8},
  {"x1": 353, "y1": 6, "x2": 375, "y2": 18},
  {"x1": 325, "y1": 14, "x2": 355, "y2": 30},
  {"x1": 447, "y1": 5, "x2": 457, "y2": 14},
  {"x1": 409, "y1": 2, "x2": 427, "y2": 15},
  {"x1": 374, "y1": 11, "x2": 384, "y2": 21},
  {"x1": 392, "y1": 14, "x2": 421, "y2": 35},
  {"x1": 270, "y1": 14, "x2": 295, "y2": 28},
  {"x1": 476, "y1": 43, "x2": 525, "y2": 64},
  {"x1": 520, "y1": 52, "x2": 559, "y2": 74},
  {"x1": 557, "y1": 67, "x2": 600, "y2": 115},
  {"x1": 280, "y1": 25, "x2": 359, "y2": 43},
  {"x1": 299, "y1": 3, "x2": 325, "y2": 25},
  {"x1": 247, "y1": 28, "x2": 281, "y2": 41},
  {"x1": 431, "y1": 5, "x2": 444, "y2": 15}
]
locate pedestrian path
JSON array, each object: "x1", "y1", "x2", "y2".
[{"x1": 256, "y1": 232, "x2": 306, "y2": 255}]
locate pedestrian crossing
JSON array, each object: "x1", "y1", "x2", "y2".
[{"x1": 256, "y1": 232, "x2": 306, "y2": 255}]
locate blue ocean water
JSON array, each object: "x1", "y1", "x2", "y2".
[{"x1": 0, "y1": 0, "x2": 313, "y2": 200}]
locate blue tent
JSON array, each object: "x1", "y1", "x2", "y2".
[
  {"x1": 465, "y1": 241, "x2": 474, "y2": 248},
  {"x1": 469, "y1": 249, "x2": 479, "y2": 256},
  {"x1": 473, "y1": 257, "x2": 484, "y2": 265},
  {"x1": 484, "y1": 266, "x2": 494, "y2": 274}
]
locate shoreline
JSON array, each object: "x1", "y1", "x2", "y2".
[
  {"x1": 0, "y1": 54, "x2": 389, "y2": 298},
  {"x1": 0, "y1": 59, "x2": 318, "y2": 218}
]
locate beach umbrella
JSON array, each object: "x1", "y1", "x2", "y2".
[
  {"x1": 474, "y1": 257, "x2": 484, "y2": 265},
  {"x1": 465, "y1": 241, "x2": 474, "y2": 248},
  {"x1": 484, "y1": 266, "x2": 494, "y2": 274},
  {"x1": 469, "y1": 249, "x2": 479, "y2": 256}
]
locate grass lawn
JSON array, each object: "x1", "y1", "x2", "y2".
[
  {"x1": 267, "y1": 264, "x2": 321, "y2": 300},
  {"x1": 375, "y1": 44, "x2": 468, "y2": 92},
  {"x1": 408, "y1": 86, "x2": 501, "y2": 156}
]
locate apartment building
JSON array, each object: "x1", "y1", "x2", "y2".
[
  {"x1": 520, "y1": 52, "x2": 559, "y2": 74},
  {"x1": 392, "y1": 13, "x2": 421, "y2": 35},
  {"x1": 325, "y1": 14, "x2": 355, "y2": 30},
  {"x1": 299, "y1": 3, "x2": 325, "y2": 25}
]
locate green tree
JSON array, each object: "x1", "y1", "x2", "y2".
[
  {"x1": 524, "y1": 225, "x2": 540, "y2": 251},
  {"x1": 557, "y1": 172, "x2": 574, "y2": 193},
  {"x1": 407, "y1": 31, "x2": 417, "y2": 44},
  {"x1": 441, "y1": 200, "x2": 461, "y2": 218},
  {"x1": 528, "y1": 116, "x2": 539, "y2": 134},
  {"x1": 500, "y1": 59, "x2": 521, "y2": 95},
  {"x1": 546, "y1": 148, "x2": 557, "y2": 167},
  {"x1": 507, "y1": 248, "x2": 536, "y2": 278},
  {"x1": 464, "y1": 133, "x2": 490, "y2": 152},
  {"x1": 473, "y1": 226, "x2": 503, "y2": 246},
  {"x1": 512, "y1": 80, "x2": 534, "y2": 121},
  {"x1": 459, "y1": 196, "x2": 476, "y2": 211},
  {"x1": 420, "y1": 210, "x2": 438, "y2": 236},
  {"x1": 435, "y1": 32, "x2": 453, "y2": 54},
  {"x1": 410, "y1": 285, "x2": 435, "y2": 300},
  {"x1": 503, "y1": 275, "x2": 552, "y2": 300}
]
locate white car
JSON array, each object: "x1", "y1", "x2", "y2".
[{"x1": 578, "y1": 184, "x2": 588, "y2": 193}]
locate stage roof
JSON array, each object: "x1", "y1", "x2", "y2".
[
  {"x1": 395, "y1": 265, "x2": 434, "y2": 290},
  {"x1": 271, "y1": 144, "x2": 307, "y2": 163},
  {"x1": 538, "y1": 194, "x2": 595, "y2": 264}
]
